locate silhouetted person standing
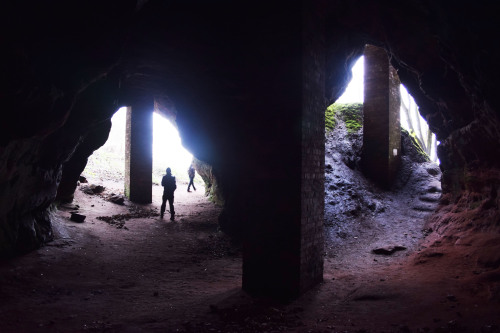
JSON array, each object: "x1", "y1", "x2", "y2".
[
  {"x1": 161, "y1": 167, "x2": 177, "y2": 220},
  {"x1": 187, "y1": 164, "x2": 196, "y2": 192}
]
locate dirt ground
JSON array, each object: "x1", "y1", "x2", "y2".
[{"x1": 1, "y1": 176, "x2": 499, "y2": 332}]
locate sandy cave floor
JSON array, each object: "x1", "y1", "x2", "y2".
[{"x1": 0, "y1": 179, "x2": 499, "y2": 332}]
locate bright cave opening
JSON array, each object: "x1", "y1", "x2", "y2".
[
  {"x1": 330, "y1": 56, "x2": 439, "y2": 164},
  {"x1": 83, "y1": 107, "x2": 203, "y2": 189}
]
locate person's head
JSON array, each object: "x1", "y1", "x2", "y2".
[{"x1": 166, "y1": 167, "x2": 171, "y2": 175}]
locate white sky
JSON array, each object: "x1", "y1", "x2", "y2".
[
  {"x1": 335, "y1": 57, "x2": 364, "y2": 103},
  {"x1": 110, "y1": 107, "x2": 193, "y2": 172},
  {"x1": 152, "y1": 112, "x2": 193, "y2": 171}
]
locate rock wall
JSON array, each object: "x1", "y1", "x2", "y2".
[
  {"x1": 192, "y1": 158, "x2": 224, "y2": 206},
  {"x1": 324, "y1": 1, "x2": 500, "y2": 245}
]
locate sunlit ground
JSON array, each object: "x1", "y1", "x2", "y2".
[{"x1": 84, "y1": 107, "x2": 200, "y2": 185}]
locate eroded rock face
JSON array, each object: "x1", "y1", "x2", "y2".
[
  {"x1": 1, "y1": 0, "x2": 500, "y2": 257},
  {"x1": 324, "y1": 1, "x2": 500, "y2": 249},
  {"x1": 192, "y1": 158, "x2": 224, "y2": 206},
  {"x1": 0, "y1": 1, "x2": 134, "y2": 256}
]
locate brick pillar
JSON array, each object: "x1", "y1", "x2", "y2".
[
  {"x1": 299, "y1": 0, "x2": 325, "y2": 294},
  {"x1": 241, "y1": 1, "x2": 325, "y2": 300},
  {"x1": 125, "y1": 98, "x2": 153, "y2": 203},
  {"x1": 361, "y1": 45, "x2": 401, "y2": 188}
]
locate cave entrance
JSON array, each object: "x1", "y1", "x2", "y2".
[
  {"x1": 324, "y1": 45, "x2": 442, "y2": 280},
  {"x1": 329, "y1": 52, "x2": 438, "y2": 165},
  {"x1": 83, "y1": 107, "x2": 199, "y2": 202}
]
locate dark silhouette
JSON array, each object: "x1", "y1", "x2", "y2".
[
  {"x1": 161, "y1": 167, "x2": 177, "y2": 221},
  {"x1": 187, "y1": 164, "x2": 196, "y2": 192}
]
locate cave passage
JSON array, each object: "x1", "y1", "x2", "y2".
[
  {"x1": 84, "y1": 107, "x2": 200, "y2": 195},
  {"x1": 2, "y1": 1, "x2": 500, "y2": 330}
]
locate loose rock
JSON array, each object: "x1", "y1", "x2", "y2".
[
  {"x1": 70, "y1": 213, "x2": 86, "y2": 223},
  {"x1": 372, "y1": 245, "x2": 407, "y2": 255}
]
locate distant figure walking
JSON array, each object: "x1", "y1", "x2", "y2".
[
  {"x1": 161, "y1": 167, "x2": 177, "y2": 221},
  {"x1": 187, "y1": 164, "x2": 196, "y2": 192}
]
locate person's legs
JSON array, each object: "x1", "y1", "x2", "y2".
[
  {"x1": 160, "y1": 193, "x2": 167, "y2": 218},
  {"x1": 168, "y1": 196, "x2": 175, "y2": 220},
  {"x1": 188, "y1": 177, "x2": 196, "y2": 191}
]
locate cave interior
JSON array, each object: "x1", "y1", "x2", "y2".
[{"x1": 1, "y1": 0, "x2": 500, "y2": 331}]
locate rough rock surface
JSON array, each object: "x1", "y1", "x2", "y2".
[{"x1": 325, "y1": 104, "x2": 442, "y2": 257}]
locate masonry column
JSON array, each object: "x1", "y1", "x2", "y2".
[
  {"x1": 361, "y1": 45, "x2": 401, "y2": 188},
  {"x1": 241, "y1": 0, "x2": 325, "y2": 300},
  {"x1": 125, "y1": 97, "x2": 153, "y2": 203},
  {"x1": 299, "y1": 0, "x2": 326, "y2": 295}
]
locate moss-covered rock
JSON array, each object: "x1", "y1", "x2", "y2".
[
  {"x1": 325, "y1": 103, "x2": 363, "y2": 134},
  {"x1": 401, "y1": 128, "x2": 430, "y2": 163},
  {"x1": 325, "y1": 104, "x2": 337, "y2": 132}
]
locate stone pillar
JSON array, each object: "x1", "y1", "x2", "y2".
[
  {"x1": 299, "y1": 0, "x2": 326, "y2": 295},
  {"x1": 125, "y1": 98, "x2": 153, "y2": 203},
  {"x1": 241, "y1": 1, "x2": 325, "y2": 300},
  {"x1": 361, "y1": 45, "x2": 401, "y2": 188}
]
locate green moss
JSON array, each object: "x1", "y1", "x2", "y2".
[
  {"x1": 325, "y1": 103, "x2": 363, "y2": 133},
  {"x1": 403, "y1": 128, "x2": 430, "y2": 160},
  {"x1": 342, "y1": 103, "x2": 363, "y2": 133},
  {"x1": 325, "y1": 104, "x2": 337, "y2": 133}
]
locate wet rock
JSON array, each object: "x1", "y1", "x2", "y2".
[
  {"x1": 372, "y1": 245, "x2": 407, "y2": 255},
  {"x1": 97, "y1": 207, "x2": 159, "y2": 229},
  {"x1": 59, "y1": 203, "x2": 80, "y2": 211},
  {"x1": 80, "y1": 184, "x2": 105, "y2": 195},
  {"x1": 425, "y1": 164, "x2": 441, "y2": 176},
  {"x1": 419, "y1": 193, "x2": 441, "y2": 202},
  {"x1": 426, "y1": 181, "x2": 442, "y2": 193},
  {"x1": 107, "y1": 194, "x2": 125, "y2": 205},
  {"x1": 412, "y1": 203, "x2": 436, "y2": 212},
  {"x1": 70, "y1": 213, "x2": 86, "y2": 223}
]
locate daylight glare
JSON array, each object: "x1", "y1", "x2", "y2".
[
  {"x1": 335, "y1": 57, "x2": 364, "y2": 103},
  {"x1": 84, "y1": 107, "x2": 193, "y2": 182},
  {"x1": 110, "y1": 107, "x2": 193, "y2": 172},
  {"x1": 152, "y1": 112, "x2": 193, "y2": 173}
]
